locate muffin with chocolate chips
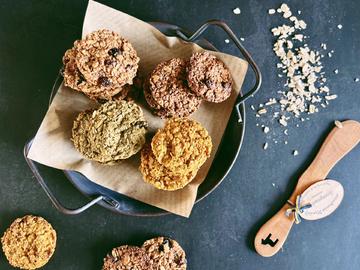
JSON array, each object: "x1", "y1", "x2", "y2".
[
  {"x1": 62, "y1": 29, "x2": 140, "y2": 100},
  {"x1": 143, "y1": 237, "x2": 187, "y2": 270},
  {"x1": 187, "y1": 51, "x2": 233, "y2": 103},
  {"x1": 145, "y1": 58, "x2": 202, "y2": 118},
  {"x1": 102, "y1": 245, "x2": 150, "y2": 270}
]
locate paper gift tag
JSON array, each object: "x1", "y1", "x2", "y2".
[{"x1": 299, "y1": 179, "x2": 344, "y2": 220}]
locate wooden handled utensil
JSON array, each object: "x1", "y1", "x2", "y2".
[{"x1": 254, "y1": 120, "x2": 360, "y2": 257}]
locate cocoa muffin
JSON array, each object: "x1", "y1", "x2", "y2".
[
  {"x1": 143, "y1": 237, "x2": 187, "y2": 270},
  {"x1": 147, "y1": 58, "x2": 201, "y2": 118},
  {"x1": 1, "y1": 215, "x2": 57, "y2": 270},
  {"x1": 187, "y1": 51, "x2": 233, "y2": 103},
  {"x1": 102, "y1": 245, "x2": 150, "y2": 270}
]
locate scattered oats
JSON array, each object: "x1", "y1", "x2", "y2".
[
  {"x1": 224, "y1": 39, "x2": 230, "y2": 44},
  {"x1": 233, "y1": 7, "x2": 241, "y2": 14},
  {"x1": 309, "y1": 104, "x2": 316, "y2": 114},
  {"x1": 334, "y1": 120, "x2": 343, "y2": 128},
  {"x1": 263, "y1": 126, "x2": 270, "y2": 134},
  {"x1": 256, "y1": 3, "x2": 336, "y2": 138},
  {"x1": 298, "y1": 20, "x2": 307, "y2": 29},
  {"x1": 280, "y1": 3, "x2": 290, "y2": 13},
  {"x1": 334, "y1": 69, "x2": 339, "y2": 74},
  {"x1": 250, "y1": 105, "x2": 255, "y2": 110},
  {"x1": 283, "y1": 11, "x2": 292, "y2": 18},
  {"x1": 263, "y1": 142, "x2": 269, "y2": 150},
  {"x1": 354, "y1": 78, "x2": 359, "y2": 82},
  {"x1": 268, "y1": 8, "x2": 276, "y2": 15},
  {"x1": 279, "y1": 116, "x2": 288, "y2": 127},
  {"x1": 325, "y1": 94, "x2": 338, "y2": 100},
  {"x1": 337, "y1": 24, "x2": 343, "y2": 29},
  {"x1": 258, "y1": 108, "x2": 267, "y2": 115},
  {"x1": 293, "y1": 150, "x2": 299, "y2": 156},
  {"x1": 293, "y1": 34, "x2": 304, "y2": 41},
  {"x1": 265, "y1": 98, "x2": 277, "y2": 106}
]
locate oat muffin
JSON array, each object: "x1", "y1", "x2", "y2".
[
  {"x1": 143, "y1": 237, "x2": 187, "y2": 270},
  {"x1": 140, "y1": 144, "x2": 197, "y2": 191},
  {"x1": 102, "y1": 245, "x2": 150, "y2": 270},
  {"x1": 147, "y1": 58, "x2": 201, "y2": 118},
  {"x1": 151, "y1": 118, "x2": 212, "y2": 173},
  {"x1": 1, "y1": 215, "x2": 57, "y2": 270},
  {"x1": 62, "y1": 29, "x2": 140, "y2": 100},
  {"x1": 72, "y1": 100, "x2": 147, "y2": 164},
  {"x1": 187, "y1": 51, "x2": 233, "y2": 103}
]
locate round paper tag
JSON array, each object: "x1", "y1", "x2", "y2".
[{"x1": 299, "y1": 180, "x2": 344, "y2": 221}]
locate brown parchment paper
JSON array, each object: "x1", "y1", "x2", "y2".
[{"x1": 27, "y1": 0, "x2": 248, "y2": 217}]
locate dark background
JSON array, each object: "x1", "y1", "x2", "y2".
[{"x1": 0, "y1": 0, "x2": 359, "y2": 269}]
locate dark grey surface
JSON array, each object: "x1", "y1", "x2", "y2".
[{"x1": 0, "y1": 0, "x2": 359, "y2": 269}]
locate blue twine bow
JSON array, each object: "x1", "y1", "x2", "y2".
[{"x1": 286, "y1": 195, "x2": 312, "y2": 224}]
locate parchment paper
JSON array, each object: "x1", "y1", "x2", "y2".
[{"x1": 28, "y1": 0, "x2": 248, "y2": 217}]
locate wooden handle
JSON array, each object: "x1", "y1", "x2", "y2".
[{"x1": 255, "y1": 120, "x2": 360, "y2": 257}]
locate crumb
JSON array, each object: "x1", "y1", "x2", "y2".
[
  {"x1": 334, "y1": 69, "x2": 339, "y2": 74},
  {"x1": 354, "y1": 78, "x2": 359, "y2": 82},
  {"x1": 233, "y1": 7, "x2": 241, "y2": 14},
  {"x1": 224, "y1": 39, "x2": 230, "y2": 43},
  {"x1": 337, "y1": 24, "x2": 343, "y2": 29},
  {"x1": 334, "y1": 120, "x2": 343, "y2": 128},
  {"x1": 263, "y1": 126, "x2": 270, "y2": 134},
  {"x1": 263, "y1": 142, "x2": 269, "y2": 150},
  {"x1": 268, "y1": 9, "x2": 276, "y2": 15},
  {"x1": 258, "y1": 108, "x2": 267, "y2": 115},
  {"x1": 293, "y1": 150, "x2": 299, "y2": 156}
]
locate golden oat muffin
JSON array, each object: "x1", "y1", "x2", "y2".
[{"x1": 1, "y1": 215, "x2": 57, "y2": 270}]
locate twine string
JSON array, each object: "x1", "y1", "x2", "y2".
[{"x1": 286, "y1": 195, "x2": 312, "y2": 224}]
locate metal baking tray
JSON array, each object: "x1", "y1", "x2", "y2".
[{"x1": 24, "y1": 20, "x2": 262, "y2": 216}]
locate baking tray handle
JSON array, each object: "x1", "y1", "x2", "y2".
[
  {"x1": 175, "y1": 19, "x2": 262, "y2": 121},
  {"x1": 23, "y1": 139, "x2": 108, "y2": 215}
]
